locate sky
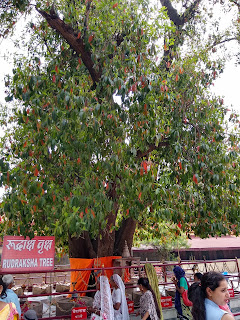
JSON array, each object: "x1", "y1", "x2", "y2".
[{"x1": 212, "y1": 62, "x2": 240, "y2": 115}]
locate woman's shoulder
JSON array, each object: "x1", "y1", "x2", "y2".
[
  {"x1": 205, "y1": 299, "x2": 228, "y2": 320},
  {"x1": 222, "y1": 313, "x2": 235, "y2": 320},
  {"x1": 144, "y1": 290, "x2": 153, "y2": 298}
]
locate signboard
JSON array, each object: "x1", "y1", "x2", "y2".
[
  {"x1": 1, "y1": 236, "x2": 55, "y2": 272},
  {"x1": 228, "y1": 288, "x2": 235, "y2": 298},
  {"x1": 127, "y1": 300, "x2": 134, "y2": 314},
  {"x1": 161, "y1": 296, "x2": 173, "y2": 308},
  {"x1": 71, "y1": 308, "x2": 87, "y2": 320}
]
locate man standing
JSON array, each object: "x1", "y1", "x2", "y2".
[{"x1": 0, "y1": 274, "x2": 21, "y2": 316}]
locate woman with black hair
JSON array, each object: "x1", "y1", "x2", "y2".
[
  {"x1": 137, "y1": 277, "x2": 160, "y2": 320},
  {"x1": 188, "y1": 271, "x2": 234, "y2": 320}
]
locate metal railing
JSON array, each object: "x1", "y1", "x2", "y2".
[{"x1": 2, "y1": 257, "x2": 240, "y2": 319}]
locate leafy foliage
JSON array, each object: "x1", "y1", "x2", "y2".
[{"x1": 0, "y1": 0, "x2": 239, "y2": 256}]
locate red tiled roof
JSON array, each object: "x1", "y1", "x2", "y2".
[{"x1": 186, "y1": 235, "x2": 240, "y2": 251}]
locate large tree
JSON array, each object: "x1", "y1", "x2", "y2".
[{"x1": 0, "y1": 0, "x2": 239, "y2": 258}]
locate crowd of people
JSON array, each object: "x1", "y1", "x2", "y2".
[
  {"x1": 0, "y1": 269, "x2": 236, "y2": 320},
  {"x1": 172, "y1": 267, "x2": 235, "y2": 320}
]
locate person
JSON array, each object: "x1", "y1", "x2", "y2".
[
  {"x1": 0, "y1": 275, "x2": 21, "y2": 316},
  {"x1": 172, "y1": 266, "x2": 192, "y2": 320},
  {"x1": 137, "y1": 277, "x2": 160, "y2": 320},
  {"x1": 87, "y1": 276, "x2": 114, "y2": 320},
  {"x1": 110, "y1": 274, "x2": 129, "y2": 320},
  {"x1": 0, "y1": 277, "x2": 19, "y2": 320},
  {"x1": 144, "y1": 263, "x2": 163, "y2": 320},
  {"x1": 193, "y1": 273, "x2": 202, "y2": 283},
  {"x1": 188, "y1": 271, "x2": 234, "y2": 320},
  {"x1": 23, "y1": 309, "x2": 38, "y2": 320}
]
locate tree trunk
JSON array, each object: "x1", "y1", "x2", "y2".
[
  {"x1": 68, "y1": 231, "x2": 97, "y2": 258},
  {"x1": 114, "y1": 218, "x2": 137, "y2": 256},
  {"x1": 68, "y1": 216, "x2": 137, "y2": 258}
]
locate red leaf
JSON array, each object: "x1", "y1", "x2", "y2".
[
  {"x1": 142, "y1": 161, "x2": 148, "y2": 174},
  {"x1": 79, "y1": 212, "x2": 84, "y2": 218},
  {"x1": 77, "y1": 32, "x2": 81, "y2": 39},
  {"x1": 193, "y1": 174, "x2": 198, "y2": 184},
  {"x1": 176, "y1": 74, "x2": 179, "y2": 81},
  {"x1": 52, "y1": 74, "x2": 56, "y2": 83},
  {"x1": 126, "y1": 209, "x2": 129, "y2": 216},
  {"x1": 91, "y1": 209, "x2": 95, "y2": 218},
  {"x1": 143, "y1": 104, "x2": 147, "y2": 116},
  {"x1": 23, "y1": 141, "x2": 27, "y2": 148},
  {"x1": 138, "y1": 192, "x2": 142, "y2": 200},
  {"x1": 88, "y1": 35, "x2": 94, "y2": 43},
  {"x1": 113, "y1": 2, "x2": 118, "y2": 8},
  {"x1": 55, "y1": 65, "x2": 59, "y2": 73},
  {"x1": 34, "y1": 168, "x2": 39, "y2": 176}
]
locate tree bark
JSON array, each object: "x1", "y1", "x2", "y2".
[
  {"x1": 68, "y1": 232, "x2": 97, "y2": 259},
  {"x1": 114, "y1": 218, "x2": 137, "y2": 256},
  {"x1": 37, "y1": 8, "x2": 101, "y2": 85}
]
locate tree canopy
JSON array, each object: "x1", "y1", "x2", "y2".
[{"x1": 0, "y1": 0, "x2": 239, "y2": 258}]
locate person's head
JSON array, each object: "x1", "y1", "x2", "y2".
[
  {"x1": 188, "y1": 271, "x2": 229, "y2": 320},
  {"x1": 2, "y1": 274, "x2": 14, "y2": 289},
  {"x1": 137, "y1": 277, "x2": 161, "y2": 318},
  {"x1": 194, "y1": 272, "x2": 203, "y2": 282},
  {"x1": 137, "y1": 277, "x2": 151, "y2": 292},
  {"x1": 173, "y1": 266, "x2": 185, "y2": 280},
  {"x1": 0, "y1": 277, "x2": 7, "y2": 298},
  {"x1": 110, "y1": 274, "x2": 122, "y2": 289},
  {"x1": 23, "y1": 309, "x2": 38, "y2": 320}
]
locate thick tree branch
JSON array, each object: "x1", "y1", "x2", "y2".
[
  {"x1": 83, "y1": 0, "x2": 92, "y2": 39},
  {"x1": 160, "y1": 0, "x2": 201, "y2": 26},
  {"x1": 37, "y1": 7, "x2": 101, "y2": 85},
  {"x1": 160, "y1": 0, "x2": 184, "y2": 26},
  {"x1": 160, "y1": 0, "x2": 202, "y2": 70}
]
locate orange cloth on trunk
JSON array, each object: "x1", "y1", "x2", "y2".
[
  {"x1": 70, "y1": 256, "x2": 122, "y2": 296},
  {"x1": 70, "y1": 258, "x2": 94, "y2": 296}
]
